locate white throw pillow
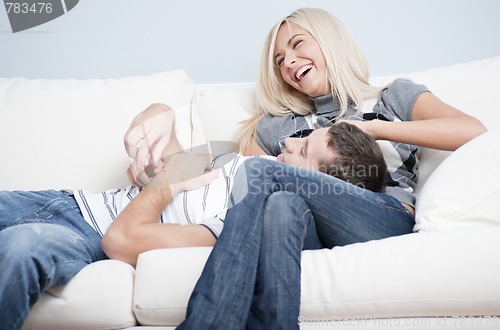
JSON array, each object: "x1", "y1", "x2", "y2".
[
  {"x1": 415, "y1": 126, "x2": 500, "y2": 232},
  {"x1": 0, "y1": 70, "x2": 196, "y2": 192}
]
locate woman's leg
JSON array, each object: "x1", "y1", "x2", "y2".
[{"x1": 0, "y1": 190, "x2": 105, "y2": 330}]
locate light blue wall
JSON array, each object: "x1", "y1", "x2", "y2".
[{"x1": 1, "y1": 0, "x2": 499, "y2": 83}]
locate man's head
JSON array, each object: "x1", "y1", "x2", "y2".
[{"x1": 277, "y1": 122, "x2": 387, "y2": 192}]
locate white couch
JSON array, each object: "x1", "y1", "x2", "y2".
[{"x1": 1, "y1": 56, "x2": 500, "y2": 330}]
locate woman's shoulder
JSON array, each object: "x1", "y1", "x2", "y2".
[
  {"x1": 375, "y1": 78, "x2": 430, "y2": 120},
  {"x1": 385, "y1": 78, "x2": 429, "y2": 95}
]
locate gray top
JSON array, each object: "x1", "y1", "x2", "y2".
[{"x1": 255, "y1": 78, "x2": 429, "y2": 207}]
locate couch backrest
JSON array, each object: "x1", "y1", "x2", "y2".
[
  {"x1": 0, "y1": 70, "x2": 196, "y2": 191},
  {"x1": 1, "y1": 56, "x2": 499, "y2": 193}
]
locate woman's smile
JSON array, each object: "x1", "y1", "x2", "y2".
[{"x1": 274, "y1": 22, "x2": 330, "y2": 97}]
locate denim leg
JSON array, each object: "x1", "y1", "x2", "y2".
[
  {"x1": 0, "y1": 190, "x2": 105, "y2": 330},
  {"x1": 248, "y1": 191, "x2": 317, "y2": 330},
  {"x1": 178, "y1": 167, "x2": 322, "y2": 329},
  {"x1": 177, "y1": 179, "x2": 269, "y2": 329}
]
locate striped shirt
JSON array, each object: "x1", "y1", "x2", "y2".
[{"x1": 74, "y1": 154, "x2": 275, "y2": 238}]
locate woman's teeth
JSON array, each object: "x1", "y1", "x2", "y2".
[{"x1": 296, "y1": 64, "x2": 313, "y2": 80}]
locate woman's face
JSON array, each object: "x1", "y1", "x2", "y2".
[{"x1": 273, "y1": 22, "x2": 330, "y2": 97}]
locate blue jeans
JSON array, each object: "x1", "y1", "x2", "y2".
[
  {"x1": 0, "y1": 190, "x2": 105, "y2": 330},
  {"x1": 177, "y1": 158, "x2": 415, "y2": 329}
]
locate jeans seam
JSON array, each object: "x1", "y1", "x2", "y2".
[
  {"x1": 13, "y1": 198, "x2": 77, "y2": 225},
  {"x1": 381, "y1": 203, "x2": 415, "y2": 223},
  {"x1": 301, "y1": 208, "x2": 312, "y2": 220}
]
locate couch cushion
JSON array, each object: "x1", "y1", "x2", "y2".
[
  {"x1": 0, "y1": 70, "x2": 195, "y2": 192},
  {"x1": 133, "y1": 247, "x2": 212, "y2": 326},
  {"x1": 414, "y1": 127, "x2": 500, "y2": 232},
  {"x1": 133, "y1": 228, "x2": 500, "y2": 325},
  {"x1": 22, "y1": 260, "x2": 137, "y2": 330},
  {"x1": 300, "y1": 227, "x2": 500, "y2": 320}
]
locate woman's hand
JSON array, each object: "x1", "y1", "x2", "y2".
[
  {"x1": 339, "y1": 92, "x2": 486, "y2": 150},
  {"x1": 124, "y1": 103, "x2": 177, "y2": 187},
  {"x1": 335, "y1": 119, "x2": 383, "y2": 140}
]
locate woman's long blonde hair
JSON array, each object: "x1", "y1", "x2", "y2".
[{"x1": 236, "y1": 8, "x2": 385, "y2": 150}]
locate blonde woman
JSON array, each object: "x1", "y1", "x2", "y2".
[{"x1": 176, "y1": 8, "x2": 486, "y2": 329}]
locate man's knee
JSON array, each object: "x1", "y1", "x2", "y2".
[
  {"x1": 264, "y1": 192, "x2": 309, "y2": 229},
  {"x1": 267, "y1": 191, "x2": 309, "y2": 216},
  {"x1": 264, "y1": 192, "x2": 323, "y2": 249}
]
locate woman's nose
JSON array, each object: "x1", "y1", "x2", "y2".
[{"x1": 284, "y1": 54, "x2": 296, "y2": 68}]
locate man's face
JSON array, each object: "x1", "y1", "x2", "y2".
[{"x1": 276, "y1": 127, "x2": 334, "y2": 171}]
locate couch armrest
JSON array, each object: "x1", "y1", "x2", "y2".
[{"x1": 23, "y1": 260, "x2": 137, "y2": 330}]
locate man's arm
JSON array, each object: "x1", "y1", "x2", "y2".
[{"x1": 101, "y1": 153, "x2": 218, "y2": 266}]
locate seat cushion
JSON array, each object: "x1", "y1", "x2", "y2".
[{"x1": 133, "y1": 228, "x2": 500, "y2": 325}]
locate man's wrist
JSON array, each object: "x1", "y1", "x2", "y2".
[{"x1": 142, "y1": 183, "x2": 174, "y2": 209}]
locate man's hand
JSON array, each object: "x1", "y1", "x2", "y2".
[
  {"x1": 102, "y1": 149, "x2": 219, "y2": 265},
  {"x1": 124, "y1": 103, "x2": 177, "y2": 186},
  {"x1": 147, "y1": 151, "x2": 221, "y2": 197}
]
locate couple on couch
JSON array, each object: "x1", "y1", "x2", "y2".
[{"x1": 0, "y1": 7, "x2": 485, "y2": 330}]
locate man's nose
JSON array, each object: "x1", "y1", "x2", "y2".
[{"x1": 284, "y1": 137, "x2": 298, "y2": 151}]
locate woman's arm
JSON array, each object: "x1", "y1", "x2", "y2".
[{"x1": 346, "y1": 92, "x2": 486, "y2": 151}]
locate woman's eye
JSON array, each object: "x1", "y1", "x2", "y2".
[
  {"x1": 276, "y1": 58, "x2": 284, "y2": 67},
  {"x1": 293, "y1": 40, "x2": 303, "y2": 49}
]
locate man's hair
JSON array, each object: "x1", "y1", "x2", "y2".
[{"x1": 319, "y1": 122, "x2": 387, "y2": 192}]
